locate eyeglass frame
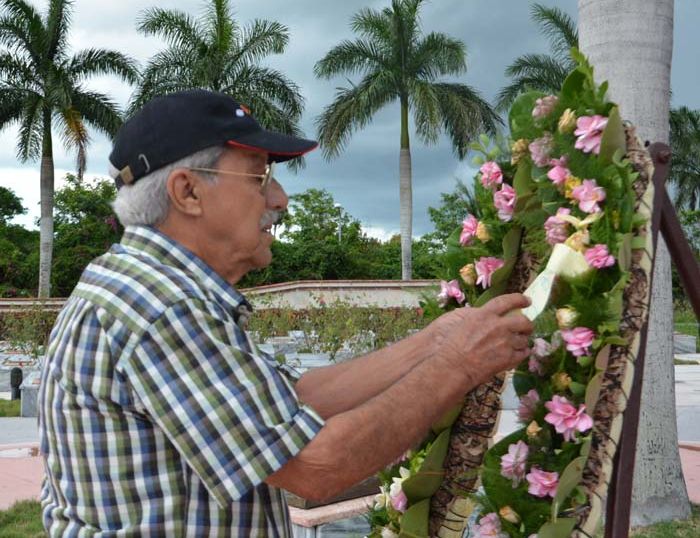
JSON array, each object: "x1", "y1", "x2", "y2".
[{"x1": 188, "y1": 162, "x2": 275, "y2": 191}]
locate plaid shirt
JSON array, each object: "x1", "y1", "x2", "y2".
[{"x1": 38, "y1": 226, "x2": 325, "y2": 537}]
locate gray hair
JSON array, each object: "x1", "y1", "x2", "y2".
[{"x1": 111, "y1": 146, "x2": 225, "y2": 227}]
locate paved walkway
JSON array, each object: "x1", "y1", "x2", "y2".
[{"x1": 2, "y1": 366, "x2": 700, "y2": 512}]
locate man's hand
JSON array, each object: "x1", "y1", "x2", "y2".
[{"x1": 429, "y1": 293, "x2": 534, "y2": 386}]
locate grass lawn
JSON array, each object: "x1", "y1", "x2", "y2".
[
  {"x1": 0, "y1": 500, "x2": 43, "y2": 538},
  {"x1": 675, "y1": 302, "x2": 699, "y2": 340},
  {"x1": 0, "y1": 399, "x2": 20, "y2": 417},
  {"x1": 0, "y1": 501, "x2": 697, "y2": 537},
  {"x1": 630, "y1": 504, "x2": 700, "y2": 537}
]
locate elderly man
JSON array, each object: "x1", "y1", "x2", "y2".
[{"x1": 38, "y1": 89, "x2": 533, "y2": 536}]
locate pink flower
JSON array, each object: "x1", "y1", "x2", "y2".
[
  {"x1": 480, "y1": 161, "x2": 503, "y2": 189},
  {"x1": 437, "y1": 279, "x2": 465, "y2": 306},
  {"x1": 547, "y1": 156, "x2": 570, "y2": 186},
  {"x1": 571, "y1": 179, "x2": 606, "y2": 213},
  {"x1": 475, "y1": 257, "x2": 505, "y2": 289},
  {"x1": 544, "y1": 207, "x2": 571, "y2": 245},
  {"x1": 528, "y1": 337, "x2": 553, "y2": 375},
  {"x1": 389, "y1": 488, "x2": 407, "y2": 512},
  {"x1": 500, "y1": 440, "x2": 530, "y2": 487},
  {"x1": 517, "y1": 389, "x2": 540, "y2": 423},
  {"x1": 493, "y1": 184, "x2": 516, "y2": 222},
  {"x1": 528, "y1": 133, "x2": 553, "y2": 167},
  {"x1": 528, "y1": 355, "x2": 545, "y2": 375},
  {"x1": 460, "y1": 214, "x2": 479, "y2": 246},
  {"x1": 532, "y1": 337, "x2": 553, "y2": 357},
  {"x1": 544, "y1": 395, "x2": 594, "y2": 442},
  {"x1": 585, "y1": 244, "x2": 616, "y2": 269},
  {"x1": 526, "y1": 467, "x2": 559, "y2": 498},
  {"x1": 472, "y1": 512, "x2": 507, "y2": 538},
  {"x1": 532, "y1": 95, "x2": 559, "y2": 119},
  {"x1": 574, "y1": 115, "x2": 608, "y2": 154},
  {"x1": 561, "y1": 326, "x2": 595, "y2": 357}
]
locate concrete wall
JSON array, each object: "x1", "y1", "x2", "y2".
[
  {"x1": 241, "y1": 280, "x2": 439, "y2": 309},
  {"x1": 0, "y1": 280, "x2": 441, "y2": 312}
]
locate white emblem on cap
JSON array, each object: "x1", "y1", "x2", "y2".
[
  {"x1": 138, "y1": 154, "x2": 151, "y2": 173},
  {"x1": 236, "y1": 109, "x2": 245, "y2": 117}
]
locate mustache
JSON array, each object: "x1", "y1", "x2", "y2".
[{"x1": 260, "y1": 210, "x2": 284, "y2": 229}]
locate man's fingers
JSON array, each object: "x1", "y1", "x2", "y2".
[
  {"x1": 483, "y1": 293, "x2": 531, "y2": 316},
  {"x1": 503, "y1": 313, "x2": 535, "y2": 335},
  {"x1": 512, "y1": 333, "x2": 530, "y2": 351}
]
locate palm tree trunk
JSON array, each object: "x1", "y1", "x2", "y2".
[
  {"x1": 399, "y1": 97, "x2": 412, "y2": 280},
  {"x1": 578, "y1": 0, "x2": 691, "y2": 526},
  {"x1": 38, "y1": 110, "x2": 54, "y2": 298}
]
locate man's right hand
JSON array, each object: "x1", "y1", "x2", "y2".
[{"x1": 428, "y1": 293, "x2": 534, "y2": 386}]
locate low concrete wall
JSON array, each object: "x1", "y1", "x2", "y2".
[
  {"x1": 241, "y1": 280, "x2": 439, "y2": 309},
  {"x1": 0, "y1": 280, "x2": 440, "y2": 313}
]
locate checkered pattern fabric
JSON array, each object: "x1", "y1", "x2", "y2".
[{"x1": 38, "y1": 226, "x2": 324, "y2": 537}]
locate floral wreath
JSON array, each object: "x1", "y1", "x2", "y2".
[{"x1": 368, "y1": 50, "x2": 654, "y2": 538}]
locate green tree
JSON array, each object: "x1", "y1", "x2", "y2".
[
  {"x1": 51, "y1": 174, "x2": 122, "y2": 296},
  {"x1": 314, "y1": 0, "x2": 500, "y2": 280},
  {"x1": 132, "y1": 0, "x2": 304, "y2": 141},
  {"x1": 669, "y1": 106, "x2": 700, "y2": 210},
  {"x1": 425, "y1": 179, "x2": 481, "y2": 244},
  {"x1": 496, "y1": 3, "x2": 578, "y2": 111},
  {"x1": 0, "y1": 0, "x2": 138, "y2": 296},
  {"x1": 0, "y1": 185, "x2": 24, "y2": 224}
]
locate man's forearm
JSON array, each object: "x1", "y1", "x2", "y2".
[
  {"x1": 268, "y1": 353, "x2": 471, "y2": 500},
  {"x1": 294, "y1": 327, "x2": 434, "y2": 419}
]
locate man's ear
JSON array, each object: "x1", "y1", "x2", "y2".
[{"x1": 166, "y1": 169, "x2": 204, "y2": 217}]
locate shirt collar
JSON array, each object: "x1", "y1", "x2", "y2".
[{"x1": 116, "y1": 225, "x2": 253, "y2": 323}]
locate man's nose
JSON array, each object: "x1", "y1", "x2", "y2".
[{"x1": 266, "y1": 178, "x2": 288, "y2": 211}]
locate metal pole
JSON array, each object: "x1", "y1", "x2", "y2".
[{"x1": 334, "y1": 203, "x2": 342, "y2": 242}]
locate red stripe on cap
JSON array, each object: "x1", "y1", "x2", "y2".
[{"x1": 225, "y1": 139, "x2": 318, "y2": 157}]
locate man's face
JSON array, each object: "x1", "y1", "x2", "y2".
[{"x1": 196, "y1": 148, "x2": 288, "y2": 283}]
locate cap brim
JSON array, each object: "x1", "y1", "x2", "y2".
[{"x1": 226, "y1": 129, "x2": 318, "y2": 163}]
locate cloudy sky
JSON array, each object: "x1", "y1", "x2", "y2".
[{"x1": 1, "y1": 0, "x2": 698, "y2": 239}]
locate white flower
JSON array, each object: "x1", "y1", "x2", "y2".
[
  {"x1": 381, "y1": 527, "x2": 399, "y2": 538},
  {"x1": 373, "y1": 485, "x2": 390, "y2": 510},
  {"x1": 388, "y1": 466, "x2": 411, "y2": 498}
]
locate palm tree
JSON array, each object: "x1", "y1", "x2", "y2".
[
  {"x1": 315, "y1": 0, "x2": 500, "y2": 280},
  {"x1": 0, "y1": 0, "x2": 138, "y2": 297},
  {"x1": 496, "y1": 3, "x2": 578, "y2": 111},
  {"x1": 578, "y1": 0, "x2": 691, "y2": 527},
  {"x1": 669, "y1": 106, "x2": 700, "y2": 210},
  {"x1": 132, "y1": 0, "x2": 304, "y2": 141}
]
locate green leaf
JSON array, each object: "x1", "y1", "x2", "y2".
[
  {"x1": 402, "y1": 429, "x2": 450, "y2": 503},
  {"x1": 502, "y1": 226, "x2": 523, "y2": 259},
  {"x1": 398, "y1": 499, "x2": 430, "y2": 538},
  {"x1": 631, "y1": 236, "x2": 648, "y2": 249},
  {"x1": 432, "y1": 404, "x2": 461, "y2": 434},
  {"x1": 509, "y1": 91, "x2": 544, "y2": 137},
  {"x1": 598, "y1": 106, "x2": 626, "y2": 166},
  {"x1": 513, "y1": 370, "x2": 536, "y2": 396},
  {"x1": 474, "y1": 280, "x2": 508, "y2": 307},
  {"x1": 595, "y1": 345, "x2": 611, "y2": 370},
  {"x1": 569, "y1": 381, "x2": 586, "y2": 396},
  {"x1": 561, "y1": 69, "x2": 587, "y2": 101},
  {"x1": 479, "y1": 133, "x2": 491, "y2": 147},
  {"x1": 552, "y1": 456, "x2": 586, "y2": 519},
  {"x1": 537, "y1": 518, "x2": 577, "y2": 538},
  {"x1": 472, "y1": 155, "x2": 485, "y2": 166},
  {"x1": 585, "y1": 372, "x2": 604, "y2": 413},
  {"x1": 603, "y1": 335, "x2": 628, "y2": 346},
  {"x1": 617, "y1": 233, "x2": 632, "y2": 272},
  {"x1": 513, "y1": 161, "x2": 535, "y2": 198}
]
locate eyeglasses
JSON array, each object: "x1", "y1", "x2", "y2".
[{"x1": 188, "y1": 162, "x2": 274, "y2": 191}]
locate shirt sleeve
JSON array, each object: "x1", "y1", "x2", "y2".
[{"x1": 120, "y1": 298, "x2": 325, "y2": 507}]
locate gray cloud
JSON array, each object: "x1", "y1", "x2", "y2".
[{"x1": 3, "y1": 0, "x2": 698, "y2": 236}]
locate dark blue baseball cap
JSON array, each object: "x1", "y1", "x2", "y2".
[{"x1": 109, "y1": 89, "x2": 318, "y2": 188}]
